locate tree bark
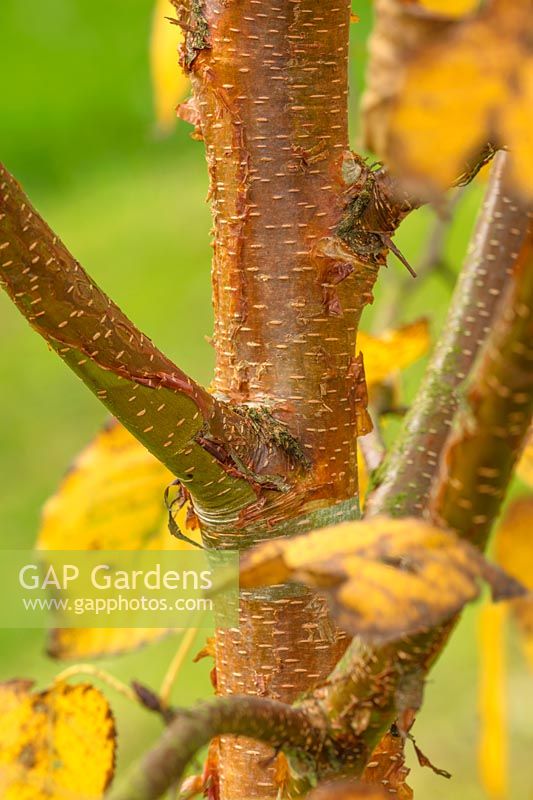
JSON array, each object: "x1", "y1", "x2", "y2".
[{"x1": 174, "y1": 1, "x2": 362, "y2": 795}]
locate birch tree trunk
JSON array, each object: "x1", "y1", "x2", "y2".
[{"x1": 174, "y1": 1, "x2": 372, "y2": 795}]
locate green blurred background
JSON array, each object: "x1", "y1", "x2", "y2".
[{"x1": 0, "y1": 1, "x2": 531, "y2": 797}]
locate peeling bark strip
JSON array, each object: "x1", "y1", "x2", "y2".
[
  {"x1": 0, "y1": 163, "x2": 290, "y2": 517},
  {"x1": 367, "y1": 152, "x2": 530, "y2": 517}
]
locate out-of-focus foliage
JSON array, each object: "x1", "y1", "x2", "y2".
[
  {"x1": 151, "y1": 0, "x2": 189, "y2": 134},
  {"x1": 0, "y1": 680, "x2": 116, "y2": 799},
  {"x1": 400, "y1": 0, "x2": 480, "y2": 15},
  {"x1": 359, "y1": 319, "x2": 430, "y2": 388},
  {"x1": 38, "y1": 421, "x2": 198, "y2": 659},
  {"x1": 240, "y1": 516, "x2": 522, "y2": 642},
  {"x1": 477, "y1": 497, "x2": 533, "y2": 798},
  {"x1": 516, "y1": 430, "x2": 533, "y2": 488},
  {"x1": 357, "y1": 319, "x2": 431, "y2": 506},
  {"x1": 477, "y1": 602, "x2": 508, "y2": 800},
  {"x1": 493, "y1": 498, "x2": 533, "y2": 668},
  {"x1": 38, "y1": 421, "x2": 176, "y2": 552},
  {"x1": 388, "y1": 0, "x2": 533, "y2": 197}
]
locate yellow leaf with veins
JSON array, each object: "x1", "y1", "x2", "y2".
[
  {"x1": 358, "y1": 319, "x2": 430, "y2": 387},
  {"x1": 240, "y1": 517, "x2": 522, "y2": 643},
  {"x1": 0, "y1": 680, "x2": 116, "y2": 800},
  {"x1": 38, "y1": 421, "x2": 199, "y2": 659},
  {"x1": 151, "y1": 0, "x2": 189, "y2": 134}
]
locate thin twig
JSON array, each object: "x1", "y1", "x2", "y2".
[
  {"x1": 160, "y1": 627, "x2": 200, "y2": 709},
  {"x1": 53, "y1": 664, "x2": 139, "y2": 706},
  {"x1": 106, "y1": 696, "x2": 325, "y2": 800}
]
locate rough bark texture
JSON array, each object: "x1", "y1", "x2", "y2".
[
  {"x1": 2, "y1": 2, "x2": 531, "y2": 799},
  {"x1": 173, "y1": 2, "x2": 382, "y2": 796},
  {"x1": 1, "y1": 163, "x2": 326, "y2": 519},
  {"x1": 107, "y1": 696, "x2": 326, "y2": 800},
  {"x1": 1, "y1": 6, "x2": 419, "y2": 796}
]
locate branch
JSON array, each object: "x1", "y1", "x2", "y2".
[
  {"x1": 0, "y1": 163, "x2": 291, "y2": 517},
  {"x1": 106, "y1": 696, "x2": 325, "y2": 800},
  {"x1": 310, "y1": 197, "x2": 533, "y2": 779},
  {"x1": 366, "y1": 152, "x2": 528, "y2": 516},
  {"x1": 106, "y1": 218, "x2": 533, "y2": 795},
  {"x1": 431, "y1": 218, "x2": 533, "y2": 546}
]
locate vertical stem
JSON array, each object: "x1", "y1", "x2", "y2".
[
  {"x1": 366, "y1": 152, "x2": 529, "y2": 517},
  {"x1": 174, "y1": 1, "x2": 364, "y2": 797}
]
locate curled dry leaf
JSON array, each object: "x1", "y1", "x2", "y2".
[
  {"x1": 388, "y1": 0, "x2": 533, "y2": 197},
  {"x1": 0, "y1": 680, "x2": 116, "y2": 800},
  {"x1": 240, "y1": 517, "x2": 524, "y2": 643},
  {"x1": 151, "y1": 0, "x2": 190, "y2": 134},
  {"x1": 38, "y1": 420, "x2": 198, "y2": 659}
]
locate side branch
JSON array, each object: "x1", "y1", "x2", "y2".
[
  {"x1": 106, "y1": 696, "x2": 325, "y2": 800},
  {"x1": 366, "y1": 152, "x2": 528, "y2": 516},
  {"x1": 314, "y1": 204, "x2": 533, "y2": 777},
  {"x1": 106, "y1": 213, "x2": 533, "y2": 800},
  {"x1": 0, "y1": 164, "x2": 288, "y2": 515},
  {"x1": 431, "y1": 218, "x2": 533, "y2": 546}
]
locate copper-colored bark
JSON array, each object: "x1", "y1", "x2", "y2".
[{"x1": 174, "y1": 1, "x2": 361, "y2": 795}]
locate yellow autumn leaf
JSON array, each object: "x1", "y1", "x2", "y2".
[
  {"x1": 493, "y1": 497, "x2": 533, "y2": 670},
  {"x1": 477, "y1": 603, "x2": 508, "y2": 800},
  {"x1": 47, "y1": 628, "x2": 171, "y2": 661},
  {"x1": 516, "y1": 429, "x2": 533, "y2": 487},
  {"x1": 358, "y1": 319, "x2": 430, "y2": 387},
  {"x1": 0, "y1": 680, "x2": 116, "y2": 800},
  {"x1": 240, "y1": 517, "x2": 522, "y2": 643},
  {"x1": 358, "y1": 447, "x2": 369, "y2": 507},
  {"x1": 38, "y1": 420, "x2": 199, "y2": 659},
  {"x1": 389, "y1": 1, "x2": 533, "y2": 197},
  {"x1": 151, "y1": 0, "x2": 189, "y2": 134},
  {"x1": 39, "y1": 420, "x2": 183, "y2": 552},
  {"x1": 401, "y1": 0, "x2": 480, "y2": 16}
]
